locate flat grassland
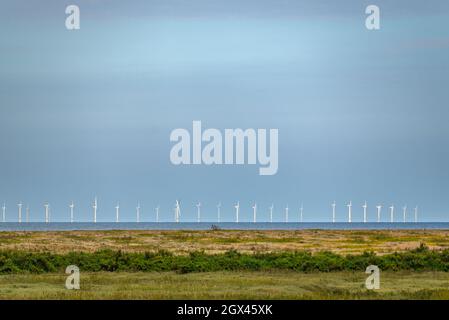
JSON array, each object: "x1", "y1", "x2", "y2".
[
  {"x1": 0, "y1": 229, "x2": 448, "y2": 254},
  {"x1": 1, "y1": 271, "x2": 449, "y2": 300},
  {"x1": 1, "y1": 229, "x2": 449, "y2": 299}
]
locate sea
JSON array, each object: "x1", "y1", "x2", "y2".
[{"x1": 0, "y1": 222, "x2": 448, "y2": 231}]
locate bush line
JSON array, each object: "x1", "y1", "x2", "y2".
[{"x1": 0, "y1": 244, "x2": 448, "y2": 274}]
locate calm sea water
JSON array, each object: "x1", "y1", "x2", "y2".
[{"x1": 0, "y1": 222, "x2": 448, "y2": 231}]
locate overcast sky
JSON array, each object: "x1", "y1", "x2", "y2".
[{"x1": 0, "y1": 0, "x2": 448, "y2": 222}]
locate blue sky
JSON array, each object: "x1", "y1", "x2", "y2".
[{"x1": 0, "y1": 0, "x2": 448, "y2": 222}]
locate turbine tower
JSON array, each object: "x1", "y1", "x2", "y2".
[
  {"x1": 402, "y1": 205, "x2": 407, "y2": 223},
  {"x1": 300, "y1": 203, "x2": 304, "y2": 223},
  {"x1": 217, "y1": 202, "x2": 221, "y2": 223},
  {"x1": 376, "y1": 205, "x2": 382, "y2": 223},
  {"x1": 26, "y1": 205, "x2": 30, "y2": 223},
  {"x1": 44, "y1": 203, "x2": 49, "y2": 224},
  {"x1": 362, "y1": 201, "x2": 368, "y2": 223},
  {"x1": 414, "y1": 206, "x2": 418, "y2": 223},
  {"x1": 18, "y1": 202, "x2": 22, "y2": 223},
  {"x1": 234, "y1": 201, "x2": 240, "y2": 223},
  {"x1": 285, "y1": 204, "x2": 289, "y2": 223},
  {"x1": 347, "y1": 201, "x2": 352, "y2": 223},
  {"x1": 2, "y1": 203, "x2": 5, "y2": 223},
  {"x1": 196, "y1": 202, "x2": 201, "y2": 223},
  {"x1": 93, "y1": 196, "x2": 97, "y2": 223},
  {"x1": 115, "y1": 203, "x2": 120, "y2": 223},
  {"x1": 136, "y1": 202, "x2": 141, "y2": 223},
  {"x1": 70, "y1": 201, "x2": 74, "y2": 223},
  {"x1": 175, "y1": 200, "x2": 181, "y2": 223},
  {"x1": 331, "y1": 201, "x2": 336, "y2": 223},
  {"x1": 269, "y1": 204, "x2": 274, "y2": 223},
  {"x1": 252, "y1": 202, "x2": 257, "y2": 223},
  {"x1": 389, "y1": 205, "x2": 394, "y2": 223},
  {"x1": 155, "y1": 205, "x2": 160, "y2": 223}
]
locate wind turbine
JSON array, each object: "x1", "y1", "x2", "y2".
[
  {"x1": 300, "y1": 203, "x2": 304, "y2": 223},
  {"x1": 234, "y1": 201, "x2": 240, "y2": 223},
  {"x1": 252, "y1": 202, "x2": 257, "y2": 223},
  {"x1": 347, "y1": 201, "x2": 352, "y2": 223},
  {"x1": 70, "y1": 201, "x2": 74, "y2": 223},
  {"x1": 362, "y1": 201, "x2": 368, "y2": 223},
  {"x1": 18, "y1": 202, "x2": 22, "y2": 223},
  {"x1": 269, "y1": 204, "x2": 274, "y2": 223},
  {"x1": 2, "y1": 203, "x2": 5, "y2": 223},
  {"x1": 196, "y1": 202, "x2": 201, "y2": 223},
  {"x1": 389, "y1": 205, "x2": 394, "y2": 223},
  {"x1": 136, "y1": 202, "x2": 141, "y2": 223},
  {"x1": 284, "y1": 204, "x2": 289, "y2": 223},
  {"x1": 332, "y1": 201, "x2": 336, "y2": 223},
  {"x1": 44, "y1": 203, "x2": 49, "y2": 224},
  {"x1": 93, "y1": 196, "x2": 97, "y2": 223},
  {"x1": 115, "y1": 203, "x2": 120, "y2": 223},
  {"x1": 26, "y1": 205, "x2": 30, "y2": 223},
  {"x1": 414, "y1": 206, "x2": 418, "y2": 223},
  {"x1": 217, "y1": 202, "x2": 221, "y2": 223},
  {"x1": 402, "y1": 205, "x2": 407, "y2": 223},
  {"x1": 155, "y1": 205, "x2": 160, "y2": 223},
  {"x1": 376, "y1": 205, "x2": 382, "y2": 223},
  {"x1": 175, "y1": 200, "x2": 181, "y2": 223}
]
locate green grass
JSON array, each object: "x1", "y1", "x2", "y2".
[
  {"x1": 0, "y1": 243, "x2": 449, "y2": 299},
  {"x1": 1, "y1": 271, "x2": 449, "y2": 299}
]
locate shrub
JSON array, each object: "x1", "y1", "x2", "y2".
[{"x1": 1, "y1": 246, "x2": 449, "y2": 274}]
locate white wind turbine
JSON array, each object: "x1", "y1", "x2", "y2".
[
  {"x1": 18, "y1": 202, "x2": 22, "y2": 223},
  {"x1": 332, "y1": 201, "x2": 336, "y2": 223},
  {"x1": 347, "y1": 201, "x2": 352, "y2": 223},
  {"x1": 402, "y1": 205, "x2": 407, "y2": 223},
  {"x1": 376, "y1": 205, "x2": 382, "y2": 223},
  {"x1": 2, "y1": 203, "x2": 5, "y2": 223},
  {"x1": 389, "y1": 205, "x2": 394, "y2": 223},
  {"x1": 362, "y1": 201, "x2": 368, "y2": 223},
  {"x1": 300, "y1": 203, "x2": 304, "y2": 223},
  {"x1": 414, "y1": 206, "x2": 418, "y2": 223},
  {"x1": 26, "y1": 205, "x2": 30, "y2": 223},
  {"x1": 234, "y1": 201, "x2": 240, "y2": 223},
  {"x1": 175, "y1": 200, "x2": 181, "y2": 223},
  {"x1": 285, "y1": 204, "x2": 289, "y2": 223},
  {"x1": 70, "y1": 201, "x2": 74, "y2": 223},
  {"x1": 44, "y1": 203, "x2": 49, "y2": 223},
  {"x1": 252, "y1": 202, "x2": 257, "y2": 223},
  {"x1": 217, "y1": 202, "x2": 221, "y2": 223},
  {"x1": 196, "y1": 202, "x2": 201, "y2": 223},
  {"x1": 136, "y1": 202, "x2": 141, "y2": 223},
  {"x1": 93, "y1": 196, "x2": 98, "y2": 223},
  {"x1": 269, "y1": 204, "x2": 274, "y2": 223},
  {"x1": 155, "y1": 205, "x2": 160, "y2": 223},
  {"x1": 115, "y1": 202, "x2": 120, "y2": 223}
]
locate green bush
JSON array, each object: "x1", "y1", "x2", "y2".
[{"x1": 1, "y1": 245, "x2": 449, "y2": 274}]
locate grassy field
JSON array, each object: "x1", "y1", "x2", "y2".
[
  {"x1": 1, "y1": 229, "x2": 449, "y2": 254},
  {"x1": 1, "y1": 229, "x2": 449, "y2": 299},
  {"x1": 1, "y1": 270, "x2": 449, "y2": 299}
]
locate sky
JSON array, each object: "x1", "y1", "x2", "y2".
[{"x1": 0, "y1": 0, "x2": 449, "y2": 222}]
